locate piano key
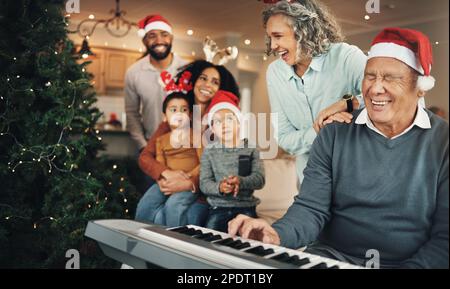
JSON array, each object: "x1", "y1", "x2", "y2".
[
  {"x1": 177, "y1": 228, "x2": 203, "y2": 236},
  {"x1": 191, "y1": 232, "x2": 206, "y2": 238},
  {"x1": 193, "y1": 232, "x2": 214, "y2": 240},
  {"x1": 244, "y1": 246, "x2": 275, "y2": 257},
  {"x1": 214, "y1": 238, "x2": 235, "y2": 246},
  {"x1": 234, "y1": 242, "x2": 251, "y2": 250},
  {"x1": 303, "y1": 258, "x2": 343, "y2": 269},
  {"x1": 310, "y1": 262, "x2": 329, "y2": 269},
  {"x1": 183, "y1": 226, "x2": 221, "y2": 239},
  {"x1": 168, "y1": 226, "x2": 190, "y2": 233},
  {"x1": 287, "y1": 255, "x2": 310, "y2": 267},
  {"x1": 270, "y1": 252, "x2": 291, "y2": 262},
  {"x1": 224, "y1": 240, "x2": 252, "y2": 250},
  {"x1": 223, "y1": 240, "x2": 242, "y2": 248},
  {"x1": 169, "y1": 227, "x2": 194, "y2": 235},
  {"x1": 203, "y1": 235, "x2": 222, "y2": 242}
]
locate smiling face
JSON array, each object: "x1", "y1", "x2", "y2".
[
  {"x1": 266, "y1": 14, "x2": 298, "y2": 66},
  {"x1": 193, "y1": 67, "x2": 221, "y2": 105},
  {"x1": 143, "y1": 30, "x2": 173, "y2": 60},
  {"x1": 362, "y1": 57, "x2": 421, "y2": 136},
  {"x1": 211, "y1": 109, "x2": 240, "y2": 145}
]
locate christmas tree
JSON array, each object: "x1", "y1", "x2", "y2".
[{"x1": 0, "y1": 0, "x2": 139, "y2": 268}]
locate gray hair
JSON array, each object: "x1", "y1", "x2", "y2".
[{"x1": 263, "y1": 0, "x2": 344, "y2": 61}]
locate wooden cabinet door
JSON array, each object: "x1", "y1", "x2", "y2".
[
  {"x1": 105, "y1": 51, "x2": 128, "y2": 89},
  {"x1": 86, "y1": 48, "x2": 105, "y2": 94},
  {"x1": 76, "y1": 47, "x2": 105, "y2": 94},
  {"x1": 77, "y1": 46, "x2": 145, "y2": 93},
  {"x1": 127, "y1": 52, "x2": 142, "y2": 68}
]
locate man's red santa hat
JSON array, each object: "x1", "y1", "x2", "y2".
[
  {"x1": 137, "y1": 14, "x2": 172, "y2": 38},
  {"x1": 206, "y1": 90, "x2": 241, "y2": 127},
  {"x1": 368, "y1": 27, "x2": 435, "y2": 91}
]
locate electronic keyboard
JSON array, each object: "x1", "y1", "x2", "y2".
[{"x1": 84, "y1": 219, "x2": 363, "y2": 269}]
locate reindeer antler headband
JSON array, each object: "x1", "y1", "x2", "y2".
[
  {"x1": 159, "y1": 71, "x2": 193, "y2": 95},
  {"x1": 203, "y1": 36, "x2": 239, "y2": 66}
]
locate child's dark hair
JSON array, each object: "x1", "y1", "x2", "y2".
[{"x1": 162, "y1": 92, "x2": 195, "y2": 114}]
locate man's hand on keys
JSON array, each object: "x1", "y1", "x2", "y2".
[{"x1": 228, "y1": 214, "x2": 281, "y2": 246}]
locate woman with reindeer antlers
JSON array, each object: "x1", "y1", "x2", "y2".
[{"x1": 136, "y1": 56, "x2": 240, "y2": 227}]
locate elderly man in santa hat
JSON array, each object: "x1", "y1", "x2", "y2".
[
  {"x1": 228, "y1": 27, "x2": 448, "y2": 269},
  {"x1": 125, "y1": 14, "x2": 187, "y2": 152}
]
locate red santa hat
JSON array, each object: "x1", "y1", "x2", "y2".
[
  {"x1": 137, "y1": 14, "x2": 172, "y2": 38},
  {"x1": 368, "y1": 27, "x2": 435, "y2": 91},
  {"x1": 206, "y1": 90, "x2": 241, "y2": 127}
]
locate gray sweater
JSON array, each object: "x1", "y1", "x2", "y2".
[
  {"x1": 273, "y1": 109, "x2": 449, "y2": 269},
  {"x1": 200, "y1": 142, "x2": 265, "y2": 208}
]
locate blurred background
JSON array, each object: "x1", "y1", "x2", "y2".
[{"x1": 66, "y1": 0, "x2": 449, "y2": 156}]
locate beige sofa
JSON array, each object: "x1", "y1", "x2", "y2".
[{"x1": 254, "y1": 155, "x2": 299, "y2": 224}]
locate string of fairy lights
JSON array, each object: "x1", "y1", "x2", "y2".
[
  {"x1": 1, "y1": 171, "x2": 130, "y2": 230},
  {"x1": 0, "y1": 203, "x2": 55, "y2": 229},
  {"x1": 2, "y1": 60, "x2": 95, "y2": 175},
  {"x1": 1, "y1": 50, "x2": 131, "y2": 229}
]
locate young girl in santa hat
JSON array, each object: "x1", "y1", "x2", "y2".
[{"x1": 200, "y1": 90, "x2": 265, "y2": 233}]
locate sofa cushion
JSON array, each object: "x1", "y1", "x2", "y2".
[{"x1": 254, "y1": 156, "x2": 298, "y2": 224}]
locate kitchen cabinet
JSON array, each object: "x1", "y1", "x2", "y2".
[{"x1": 77, "y1": 46, "x2": 142, "y2": 94}]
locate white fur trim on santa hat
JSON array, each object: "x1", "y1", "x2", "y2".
[
  {"x1": 137, "y1": 21, "x2": 172, "y2": 38},
  {"x1": 207, "y1": 103, "x2": 242, "y2": 127},
  {"x1": 417, "y1": 75, "x2": 435, "y2": 91},
  {"x1": 368, "y1": 42, "x2": 424, "y2": 75}
]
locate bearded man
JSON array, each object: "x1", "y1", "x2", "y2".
[{"x1": 125, "y1": 14, "x2": 187, "y2": 151}]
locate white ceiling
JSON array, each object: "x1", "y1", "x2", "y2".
[{"x1": 69, "y1": 0, "x2": 449, "y2": 50}]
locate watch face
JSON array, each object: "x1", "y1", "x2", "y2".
[{"x1": 343, "y1": 94, "x2": 353, "y2": 100}]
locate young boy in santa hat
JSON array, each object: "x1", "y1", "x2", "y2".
[
  {"x1": 200, "y1": 90, "x2": 265, "y2": 233},
  {"x1": 135, "y1": 72, "x2": 202, "y2": 227}
]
